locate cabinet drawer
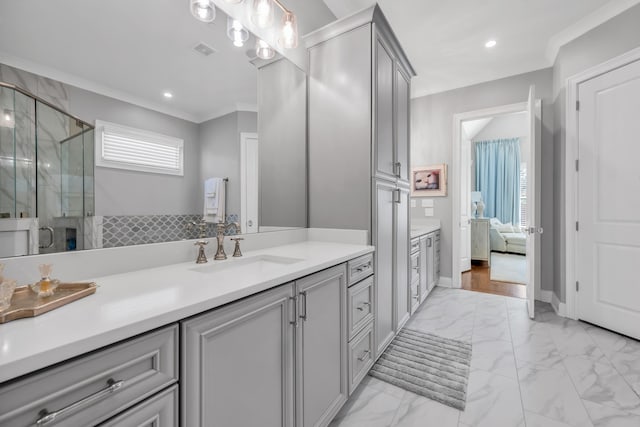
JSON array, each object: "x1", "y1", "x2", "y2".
[
  {"x1": 0, "y1": 325, "x2": 178, "y2": 427},
  {"x1": 347, "y1": 253, "x2": 374, "y2": 286},
  {"x1": 410, "y1": 252, "x2": 420, "y2": 283},
  {"x1": 348, "y1": 322, "x2": 374, "y2": 395},
  {"x1": 410, "y1": 238, "x2": 420, "y2": 254},
  {"x1": 348, "y1": 276, "x2": 374, "y2": 340},
  {"x1": 98, "y1": 385, "x2": 178, "y2": 427}
]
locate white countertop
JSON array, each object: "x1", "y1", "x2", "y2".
[
  {"x1": 0, "y1": 240, "x2": 373, "y2": 384},
  {"x1": 410, "y1": 225, "x2": 440, "y2": 239}
]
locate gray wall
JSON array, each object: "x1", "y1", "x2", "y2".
[
  {"x1": 552, "y1": 4, "x2": 640, "y2": 302},
  {"x1": 199, "y1": 111, "x2": 258, "y2": 219},
  {"x1": 410, "y1": 68, "x2": 555, "y2": 290},
  {"x1": 258, "y1": 58, "x2": 307, "y2": 228},
  {"x1": 66, "y1": 86, "x2": 201, "y2": 216}
]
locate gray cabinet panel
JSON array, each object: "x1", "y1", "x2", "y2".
[
  {"x1": 375, "y1": 37, "x2": 395, "y2": 181},
  {"x1": 296, "y1": 265, "x2": 348, "y2": 427},
  {"x1": 308, "y1": 25, "x2": 372, "y2": 230},
  {"x1": 348, "y1": 275, "x2": 374, "y2": 340},
  {"x1": 0, "y1": 326, "x2": 178, "y2": 427},
  {"x1": 419, "y1": 236, "x2": 428, "y2": 303},
  {"x1": 181, "y1": 285, "x2": 295, "y2": 427},
  {"x1": 395, "y1": 68, "x2": 410, "y2": 183},
  {"x1": 395, "y1": 187, "x2": 410, "y2": 331},
  {"x1": 375, "y1": 181, "x2": 395, "y2": 355},
  {"x1": 348, "y1": 322, "x2": 374, "y2": 395},
  {"x1": 98, "y1": 385, "x2": 178, "y2": 427},
  {"x1": 426, "y1": 233, "x2": 436, "y2": 291}
]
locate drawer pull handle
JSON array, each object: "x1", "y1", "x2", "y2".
[
  {"x1": 355, "y1": 263, "x2": 371, "y2": 273},
  {"x1": 36, "y1": 378, "x2": 124, "y2": 426},
  {"x1": 356, "y1": 302, "x2": 371, "y2": 311},
  {"x1": 358, "y1": 350, "x2": 371, "y2": 361}
]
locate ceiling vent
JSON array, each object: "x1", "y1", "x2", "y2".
[{"x1": 193, "y1": 42, "x2": 216, "y2": 56}]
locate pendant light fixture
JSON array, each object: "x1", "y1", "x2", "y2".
[
  {"x1": 190, "y1": 0, "x2": 216, "y2": 22},
  {"x1": 255, "y1": 39, "x2": 275, "y2": 59},
  {"x1": 251, "y1": 0, "x2": 274, "y2": 29},
  {"x1": 227, "y1": 18, "x2": 249, "y2": 47},
  {"x1": 278, "y1": 12, "x2": 298, "y2": 49}
]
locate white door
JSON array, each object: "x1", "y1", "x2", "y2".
[
  {"x1": 577, "y1": 59, "x2": 640, "y2": 340},
  {"x1": 525, "y1": 85, "x2": 537, "y2": 319},
  {"x1": 460, "y1": 136, "x2": 472, "y2": 272},
  {"x1": 241, "y1": 133, "x2": 259, "y2": 234}
]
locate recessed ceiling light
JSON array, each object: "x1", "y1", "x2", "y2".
[
  {"x1": 485, "y1": 40, "x2": 497, "y2": 48},
  {"x1": 163, "y1": 92, "x2": 173, "y2": 99}
]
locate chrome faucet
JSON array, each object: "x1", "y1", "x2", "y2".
[
  {"x1": 214, "y1": 222, "x2": 241, "y2": 260},
  {"x1": 187, "y1": 218, "x2": 209, "y2": 263}
]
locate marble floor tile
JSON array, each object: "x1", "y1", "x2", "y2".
[
  {"x1": 458, "y1": 370, "x2": 525, "y2": 427},
  {"x1": 550, "y1": 329, "x2": 609, "y2": 364},
  {"x1": 524, "y1": 411, "x2": 578, "y2": 427},
  {"x1": 563, "y1": 356, "x2": 640, "y2": 415},
  {"x1": 390, "y1": 390, "x2": 460, "y2": 427},
  {"x1": 329, "y1": 382, "x2": 403, "y2": 427},
  {"x1": 583, "y1": 399, "x2": 640, "y2": 427},
  {"x1": 473, "y1": 313, "x2": 511, "y2": 341},
  {"x1": 471, "y1": 335, "x2": 518, "y2": 379},
  {"x1": 512, "y1": 332, "x2": 565, "y2": 369},
  {"x1": 508, "y1": 315, "x2": 550, "y2": 337},
  {"x1": 609, "y1": 352, "x2": 640, "y2": 397},
  {"x1": 517, "y1": 363, "x2": 593, "y2": 427},
  {"x1": 584, "y1": 325, "x2": 640, "y2": 359}
]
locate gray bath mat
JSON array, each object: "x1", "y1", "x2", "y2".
[{"x1": 369, "y1": 328, "x2": 472, "y2": 410}]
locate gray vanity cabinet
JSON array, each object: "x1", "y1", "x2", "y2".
[
  {"x1": 181, "y1": 284, "x2": 295, "y2": 427},
  {"x1": 374, "y1": 181, "x2": 396, "y2": 355},
  {"x1": 395, "y1": 187, "x2": 410, "y2": 331},
  {"x1": 374, "y1": 36, "x2": 396, "y2": 181},
  {"x1": 182, "y1": 265, "x2": 348, "y2": 427},
  {"x1": 98, "y1": 385, "x2": 178, "y2": 427},
  {"x1": 295, "y1": 264, "x2": 348, "y2": 427}
]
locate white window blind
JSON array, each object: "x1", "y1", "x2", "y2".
[
  {"x1": 95, "y1": 120, "x2": 184, "y2": 176},
  {"x1": 520, "y1": 164, "x2": 527, "y2": 228}
]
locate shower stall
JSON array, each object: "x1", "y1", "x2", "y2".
[{"x1": 0, "y1": 82, "x2": 94, "y2": 257}]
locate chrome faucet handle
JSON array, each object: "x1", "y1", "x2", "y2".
[
  {"x1": 230, "y1": 238, "x2": 244, "y2": 257},
  {"x1": 194, "y1": 240, "x2": 208, "y2": 264}
]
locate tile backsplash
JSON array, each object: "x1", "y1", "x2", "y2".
[{"x1": 101, "y1": 214, "x2": 240, "y2": 248}]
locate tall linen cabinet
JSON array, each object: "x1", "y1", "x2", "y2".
[{"x1": 307, "y1": 6, "x2": 416, "y2": 357}]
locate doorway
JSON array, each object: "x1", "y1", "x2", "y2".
[{"x1": 452, "y1": 86, "x2": 541, "y2": 317}]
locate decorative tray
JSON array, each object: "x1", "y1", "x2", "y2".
[{"x1": 0, "y1": 282, "x2": 97, "y2": 324}]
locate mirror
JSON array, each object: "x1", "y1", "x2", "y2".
[{"x1": 0, "y1": 1, "x2": 313, "y2": 257}]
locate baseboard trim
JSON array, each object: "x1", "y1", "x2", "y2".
[
  {"x1": 437, "y1": 277, "x2": 452, "y2": 288},
  {"x1": 551, "y1": 292, "x2": 566, "y2": 317},
  {"x1": 537, "y1": 290, "x2": 552, "y2": 303}
]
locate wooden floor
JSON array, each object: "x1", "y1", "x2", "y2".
[{"x1": 461, "y1": 261, "x2": 526, "y2": 299}]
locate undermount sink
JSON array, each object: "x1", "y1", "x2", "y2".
[{"x1": 190, "y1": 254, "x2": 304, "y2": 274}]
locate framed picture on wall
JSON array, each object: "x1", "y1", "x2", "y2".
[{"x1": 411, "y1": 164, "x2": 447, "y2": 197}]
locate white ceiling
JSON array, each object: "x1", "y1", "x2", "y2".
[
  {"x1": 1, "y1": 0, "x2": 638, "y2": 122},
  {"x1": 323, "y1": 0, "x2": 640, "y2": 97}
]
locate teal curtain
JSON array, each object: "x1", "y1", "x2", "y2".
[{"x1": 475, "y1": 138, "x2": 521, "y2": 224}]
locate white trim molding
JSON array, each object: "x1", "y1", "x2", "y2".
[
  {"x1": 437, "y1": 277, "x2": 452, "y2": 288},
  {"x1": 564, "y1": 46, "x2": 640, "y2": 321},
  {"x1": 538, "y1": 290, "x2": 553, "y2": 304},
  {"x1": 552, "y1": 292, "x2": 566, "y2": 317}
]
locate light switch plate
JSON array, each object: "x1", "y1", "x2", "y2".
[
  {"x1": 410, "y1": 199, "x2": 417, "y2": 208},
  {"x1": 421, "y1": 199, "x2": 434, "y2": 208},
  {"x1": 424, "y1": 208, "x2": 434, "y2": 217}
]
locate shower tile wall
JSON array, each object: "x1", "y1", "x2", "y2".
[{"x1": 0, "y1": 64, "x2": 69, "y2": 111}]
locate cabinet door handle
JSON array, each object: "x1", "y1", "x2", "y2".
[
  {"x1": 36, "y1": 379, "x2": 124, "y2": 426},
  {"x1": 299, "y1": 291, "x2": 307, "y2": 321},
  {"x1": 393, "y1": 189, "x2": 401, "y2": 204},
  {"x1": 356, "y1": 302, "x2": 371, "y2": 311},
  {"x1": 427, "y1": 238, "x2": 432, "y2": 247},
  {"x1": 394, "y1": 162, "x2": 402, "y2": 177},
  {"x1": 289, "y1": 296, "x2": 298, "y2": 326},
  {"x1": 357, "y1": 350, "x2": 370, "y2": 361}
]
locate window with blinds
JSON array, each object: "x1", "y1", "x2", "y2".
[
  {"x1": 520, "y1": 164, "x2": 527, "y2": 228},
  {"x1": 95, "y1": 120, "x2": 184, "y2": 176}
]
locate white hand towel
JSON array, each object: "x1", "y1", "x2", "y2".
[{"x1": 204, "y1": 178, "x2": 225, "y2": 223}]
